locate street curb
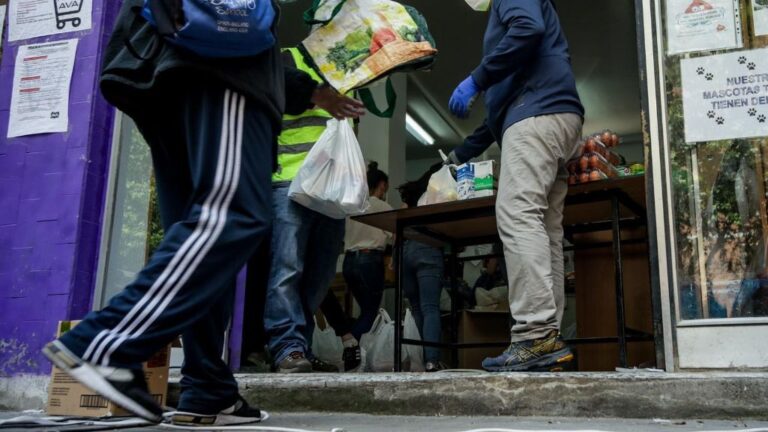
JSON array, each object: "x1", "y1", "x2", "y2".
[
  {"x1": 208, "y1": 372, "x2": 768, "y2": 420},
  {"x1": 6, "y1": 371, "x2": 767, "y2": 419}
]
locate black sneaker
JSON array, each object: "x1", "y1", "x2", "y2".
[
  {"x1": 276, "y1": 351, "x2": 312, "y2": 373},
  {"x1": 309, "y1": 356, "x2": 339, "y2": 372},
  {"x1": 425, "y1": 361, "x2": 448, "y2": 372},
  {"x1": 42, "y1": 340, "x2": 163, "y2": 422},
  {"x1": 172, "y1": 396, "x2": 266, "y2": 426},
  {"x1": 481, "y1": 330, "x2": 574, "y2": 372},
  {"x1": 342, "y1": 345, "x2": 361, "y2": 372}
]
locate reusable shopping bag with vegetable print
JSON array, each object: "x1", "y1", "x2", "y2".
[{"x1": 299, "y1": 0, "x2": 437, "y2": 95}]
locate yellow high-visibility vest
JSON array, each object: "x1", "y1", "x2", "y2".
[{"x1": 273, "y1": 47, "x2": 332, "y2": 183}]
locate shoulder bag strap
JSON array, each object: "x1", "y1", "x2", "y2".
[{"x1": 303, "y1": 0, "x2": 348, "y2": 26}]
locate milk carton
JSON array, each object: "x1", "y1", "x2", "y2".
[
  {"x1": 456, "y1": 163, "x2": 475, "y2": 200},
  {"x1": 471, "y1": 160, "x2": 496, "y2": 197}
]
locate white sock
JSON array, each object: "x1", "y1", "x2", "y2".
[{"x1": 342, "y1": 337, "x2": 359, "y2": 348}]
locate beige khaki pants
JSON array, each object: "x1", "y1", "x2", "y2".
[{"x1": 496, "y1": 113, "x2": 583, "y2": 342}]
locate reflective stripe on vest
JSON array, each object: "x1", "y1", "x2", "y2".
[{"x1": 273, "y1": 48, "x2": 331, "y2": 183}]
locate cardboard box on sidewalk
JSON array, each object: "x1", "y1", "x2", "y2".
[{"x1": 46, "y1": 321, "x2": 171, "y2": 417}]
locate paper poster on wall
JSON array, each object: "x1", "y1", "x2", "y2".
[
  {"x1": 8, "y1": 0, "x2": 92, "y2": 42},
  {"x1": 681, "y1": 48, "x2": 768, "y2": 143},
  {"x1": 7, "y1": 39, "x2": 78, "y2": 138},
  {"x1": 754, "y1": 0, "x2": 768, "y2": 36},
  {"x1": 666, "y1": 0, "x2": 742, "y2": 54}
]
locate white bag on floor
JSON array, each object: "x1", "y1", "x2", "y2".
[
  {"x1": 418, "y1": 165, "x2": 458, "y2": 206},
  {"x1": 289, "y1": 119, "x2": 370, "y2": 219},
  {"x1": 360, "y1": 308, "x2": 427, "y2": 372},
  {"x1": 403, "y1": 309, "x2": 425, "y2": 372},
  {"x1": 360, "y1": 309, "x2": 397, "y2": 372},
  {"x1": 311, "y1": 318, "x2": 345, "y2": 371}
]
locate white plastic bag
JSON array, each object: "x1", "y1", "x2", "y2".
[
  {"x1": 403, "y1": 309, "x2": 425, "y2": 372},
  {"x1": 360, "y1": 309, "x2": 397, "y2": 372},
  {"x1": 289, "y1": 119, "x2": 369, "y2": 219},
  {"x1": 418, "y1": 165, "x2": 458, "y2": 206},
  {"x1": 360, "y1": 308, "x2": 426, "y2": 372},
  {"x1": 311, "y1": 318, "x2": 345, "y2": 371}
]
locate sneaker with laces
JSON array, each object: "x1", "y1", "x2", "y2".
[
  {"x1": 309, "y1": 355, "x2": 339, "y2": 372},
  {"x1": 172, "y1": 396, "x2": 266, "y2": 426},
  {"x1": 481, "y1": 330, "x2": 574, "y2": 372},
  {"x1": 342, "y1": 345, "x2": 361, "y2": 372},
  {"x1": 42, "y1": 340, "x2": 163, "y2": 422},
  {"x1": 276, "y1": 351, "x2": 312, "y2": 373}
]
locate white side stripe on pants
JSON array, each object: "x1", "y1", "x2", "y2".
[
  {"x1": 83, "y1": 90, "x2": 246, "y2": 366},
  {"x1": 84, "y1": 89, "x2": 236, "y2": 364}
]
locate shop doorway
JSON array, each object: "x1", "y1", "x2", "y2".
[
  {"x1": 277, "y1": 0, "x2": 664, "y2": 372},
  {"x1": 93, "y1": 0, "x2": 669, "y2": 373}
]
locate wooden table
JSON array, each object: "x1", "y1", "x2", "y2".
[{"x1": 354, "y1": 175, "x2": 652, "y2": 371}]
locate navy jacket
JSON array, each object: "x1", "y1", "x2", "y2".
[{"x1": 470, "y1": 0, "x2": 584, "y2": 145}]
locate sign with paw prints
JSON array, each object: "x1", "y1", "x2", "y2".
[{"x1": 681, "y1": 48, "x2": 768, "y2": 143}]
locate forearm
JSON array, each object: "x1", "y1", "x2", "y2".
[
  {"x1": 453, "y1": 122, "x2": 496, "y2": 163},
  {"x1": 284, "y1": 67, "x2": 318, "y2": 115}
]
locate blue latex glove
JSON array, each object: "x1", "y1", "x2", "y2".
[{"x1": 449, "y1": 76, "x2": 481, "y2": 119}]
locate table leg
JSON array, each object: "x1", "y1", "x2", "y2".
[
  {"x1": 611, "y1": 194, "x2": 628, "y2": 368},
  {"x1": 449, "y1": 243, "x2": 459, "y2": 368},
  {"x1": 394, "y1": 220, "x2": 404, "y2": 372}
]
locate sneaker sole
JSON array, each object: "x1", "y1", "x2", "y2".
[
  {"x1": 277, "y1": 364, "x2": 313, "y2": 373},
  {"x1": 172, "y1": 410, "x2": 269, "y2": 426},
  {"x1": 484, "y1": 348, "x2": 574, "y2": 373},
  {"x1": 43, "y1": 341, "x2": 161, "y2": 423}
]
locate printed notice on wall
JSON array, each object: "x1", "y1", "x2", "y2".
[
  {"x1": 8, "y1": 39, "x2": 78, "y2": 138},
  {"x1": 666, "y1": 0, "x2": 742, "y2": 54},
  {"x1": 8, "y1": 0, "x2": 92, "y2": 42},
  {"x1": 681, "y1": 48, "x2": 768, "y2": 143},
  {"x1": 754, "y1": 0, "x2": 768, "y2": 36}
]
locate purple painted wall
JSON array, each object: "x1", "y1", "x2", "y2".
[{"x1": 0, "y1": 0, "x2": 120, "y2": 376}]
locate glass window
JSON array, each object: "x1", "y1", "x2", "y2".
[
  {"x1": 98, "y1": 115, "x2": 155, "y2": 307},
  {"x1": 664, "y1": 0, "x2": 768, "y2": 319}
]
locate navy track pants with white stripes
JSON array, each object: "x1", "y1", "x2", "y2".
[{"x1": 59, "y1": 78, "x2": 275, "y2": 414}]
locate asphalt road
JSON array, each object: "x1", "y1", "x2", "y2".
[{"x1": 1, "y1": 412, "x2": 767, "y2": 432}]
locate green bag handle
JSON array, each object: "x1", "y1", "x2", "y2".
[
  {"x1": 303, "y1": 0, "x2": 348, "y2": 26},
  {"x1": 358, "y1": 78, "x2": 397, "y2": 118}
]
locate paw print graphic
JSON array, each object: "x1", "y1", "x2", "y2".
[
  {"x1": 738, "y1": 56, "x2": 747, "y2": 64},
  {"x1": 716, "y1": 117, "x2": 725, "y2": 125},
  {"x1": 748, "y1": 108, "x2": 757, "y2": 117},
  {"x1": 759, "y1": 115, "x2": 767, "y2": 124},
  {"x1": 697, "y1": 67, "x2": 706, "y2": 75},
  {"x1": 748, "y1": 62, "x2": 756, "y2": 71},
  {"x1": 705, "y1": 73, "x2": 714, "y2": 81},
  {"x1": 707, "y1": 110, "x2": 716, "y2": 119}
]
